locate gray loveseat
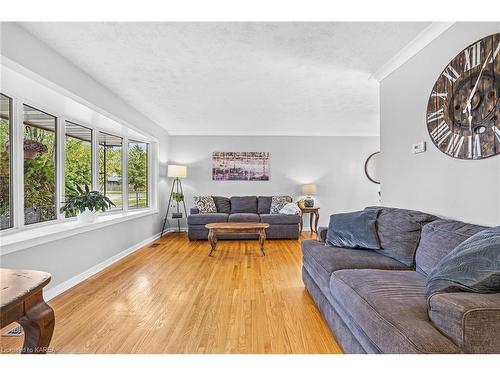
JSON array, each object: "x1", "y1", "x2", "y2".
[
  {"x1": 188, "y1": 196, "x2": 301, "y2": 240},
  {"x1": 302, "y1": 206, "x2": 500, "y2": 354}
]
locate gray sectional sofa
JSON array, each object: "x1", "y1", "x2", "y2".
[
  {"x1": 188, "y1": 196, "x2": 301, "y2": 240},
  {"x1": 302, "y1": 206, "x2": 500, "y2": 354}
]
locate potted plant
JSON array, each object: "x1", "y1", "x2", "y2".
[
  {"x1": 60, "y1": 184, "x2": 115, "y2": 224},
  {"x1": 5, "y1": 139, "x2": 48, "y2": 159},
  {"x1": 170, "y1": 192, "x2": 184, "y2": 218}
]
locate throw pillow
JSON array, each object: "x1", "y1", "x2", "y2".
[
  {"x1": 426, "y1": 226, "x2": 500, "y2": 300},
  {"x1": 212, "y1": 196, "x2": 231, "y2": 214},
  {"x1": 279, "y1": 203, "x2": 301, "y2": 215},
  {"x1": 193, "y1": 196, "x2": 217, "y2": 213},
  {"x1": 270, "y1": 196, "x2": 292, "y2": 214},
  {"x1": 325, "y1": 208, "x2": 381, "y2": 250}
]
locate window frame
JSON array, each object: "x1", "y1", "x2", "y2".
[
  {"x1": 64, "y1": 120, "x2": 94, "y2": 218},
  {"x1": 98, "y1": 131, "x2": 124, "y2": 212},
  {"x1": 0, "y1": 91, "x2": 154, "y2": 234},
  {"x1": 22, "y1": 103, "x2": 59, "y2": 226},
  {"x1": 0, "y1": 94, "x2": 14, "y2": 230},
  {"x1": 127, "y1": 140, "x2": 149, "y2": 210}
]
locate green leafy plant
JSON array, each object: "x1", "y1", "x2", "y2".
[
  {"x1": 171, "y1": 192, "x2": 184, "y2": 203},
  {"x1": 60, "y1": 184, "x2": 115, "y2": 216}
]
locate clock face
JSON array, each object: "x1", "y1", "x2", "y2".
[{"x1": 426, "y1": 33, "x2": 500, "y2": 159}]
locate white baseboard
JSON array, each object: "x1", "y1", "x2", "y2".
[{"x1": 44, "y1": 231, "x2": 164, "y2": 301}]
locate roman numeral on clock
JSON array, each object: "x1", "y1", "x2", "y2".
[
  {"x1": 430, "y1": 121, "x2": 451, "y2": 146},
  {"x1": 493, "y1": 126, "x2": 500, "y2": 143},
  {"x1": 442, "y1": 65, "x2": 460, "y2": 84},
  {"x1": 489, "y1": 41, "x2": 500, "y2": 63},
  {"x1": 446, "y1": 134, "x2": 465, "y2": 157},
  {"x1": 431, "y1": 91, "x2": 447, "y2": 100},
  {"x1": 427, "y1": 108, "x2": 444, "y2": 124},
  {"x1": 464, "y1": 41, "x2": 481, "y2": 72},
  {"x1": 474, "y1": 134, "x2": 482, "y2": 158}
]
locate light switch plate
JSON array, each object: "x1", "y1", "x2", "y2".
[{"x1": 412, "y1": 141, "x2": 426, "y2": 154}]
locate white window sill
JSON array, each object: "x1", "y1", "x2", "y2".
[{"x1": 0, "y1": 209, "x2": 159, "y2": 255}]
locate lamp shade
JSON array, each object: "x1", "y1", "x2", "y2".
[
  {"x1": 168, "y1": 165, "x2": 187, "y2": 178},
  {"x1": 301, "y1": 184, "x2": 317, "y2": 195}
]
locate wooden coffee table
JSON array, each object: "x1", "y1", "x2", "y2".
[
  {"x1": 205, "y1": 222, "x2": 270, "y2": 257},
  {"x1": 0, "y1": 269, "x2": 55, "y2": 354}
]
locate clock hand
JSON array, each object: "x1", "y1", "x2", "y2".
[{"x1": 463, "y1": 50, "x2": 492, "y2": 115}]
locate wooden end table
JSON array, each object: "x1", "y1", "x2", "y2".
[
  {"x1": 300, "y1": 206, "x2": 320, "y2": 233},
  {"x1": 0, "y1": 269, "x2": 55, "y2": 354},
  {"x1": 205, "y1": 222, "x2": 270, "y2": 256}
]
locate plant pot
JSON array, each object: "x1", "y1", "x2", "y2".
[
  {"x1": 24, "y1": 150, "x2": 39, "y2": 159},
  {"x1": 77, "y1": 209, "x2": 98, "y2": 224}
]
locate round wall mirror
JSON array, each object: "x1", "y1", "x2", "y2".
[{"x1": 364, "y1": 152, "x2": 380, "y2": 184}]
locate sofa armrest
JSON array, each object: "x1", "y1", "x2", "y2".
[
  {"x1": 428, "y1": 292, "x2": 500, "y2": 353},
  {"x1": 190, "y1": 207, "x2": 199, "y2": 214},
  {"x1": 318, "y1": 226, "x2": 328, "y2": 242}
]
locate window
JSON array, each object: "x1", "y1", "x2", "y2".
[
  {"x1": 23, "y1": 105, "x2": 57, "y2": 225},
  {"x1": 128, "y1": 141, "x2": 149, "y2": 209},
  {"x1": 0, "y1": 94, "x2": 13, "y2": 230},
  {"x1": 0, "y1": 91, "x2": 153, "y2": 234},
  {"x1": 65, "y1": 121, "x2": 93, "y2": 216},
  {"x1": 98, "y1": 132, "x2": 123, "y2": 209}
]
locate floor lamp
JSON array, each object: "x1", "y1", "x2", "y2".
[{"x1": 161, "y1": 165, "x2": 188, "y2": 236}]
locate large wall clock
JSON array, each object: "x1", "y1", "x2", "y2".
[{"x1": 426, "y1": 33, "x2": 499, "y2": 159}]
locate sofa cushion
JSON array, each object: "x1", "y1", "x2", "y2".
[
  {"x1": 326, "y1": 209, "x2": 381, "y2": 250},
  {"x1": 415, "y1": 219, "x2": 488, "y2": 275},
  {"x1": 426, "y1": 227, "x2": 500, "y2": 298},
  {"x1": 257, "y1": 196, "x2": 272, "y2": 214},
  {"x1": 301, "y1": 240, "x2": 410, "y2": 299},
  {"x1": 187, "y1": 213, "x2": 229, "y2": 225},
  {"x1": 260, "y1": 213, "x2": 301, "y2": 225},
  {"x1": 228, "y1": 213, "x2": 260, "y2": 222},
  {"x1": 329, "y1": 269, "x2": 460, "y2": 353},
  {"x1": 212, "y1": 196, "x2": 231, "y2": 214},
  {"x1": 230, "y1": 196, "x2": 257, "y2": 213},
  {"x1": 428, "y1": 292, "x2": 500, "y2": 353},
  {"x1": 367, "y1": 206, "x2": 438, "y2": 266}
]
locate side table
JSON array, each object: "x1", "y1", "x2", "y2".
[{"x1": 300, "y1": 206, "x2": 320, "y2": 233}]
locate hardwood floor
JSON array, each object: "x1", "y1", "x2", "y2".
[{"x1": 1, "y1": 232, "x2": 342, "y2": 354}]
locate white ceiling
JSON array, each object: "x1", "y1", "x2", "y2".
[{"x1": 19, "y1": 22, "x2": 430, "y2": 136}]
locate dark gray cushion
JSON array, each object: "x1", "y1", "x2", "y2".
[
  {"x1": 228, "y1": 213, "x2": 260, "y2": 222},
  {"x1": 428, "y1": 292, "x2": 500, "y2": 353},
  {"x1": 426, "y1": 227, "x2": 500, "y2": 299},
  {"x1": 416, "y1": 219, "x2": 488, "y2": 275},
  {"x1": 212, "y1": 196, "x2": 231, "y2": 214},
  {"x1": 257, "y1": 196, "x2": 272, "y2": 214},
  {"x1": 301, "y1": 239, "x2": 410, "y2": 298},
  {"x1": 260, "y1": 213, "x2": 301, "y2": 225},
  {"x1": 367, "y1": 206, "x2": 438, "y2": 266},
  {"x1": 187, "y1": 213, "x2": 229, "y2": 225},
  {"x1": 230, "y1": 196, "x2": 257, "y2": 213},
  {"x1": 329, "y1": 269, "x2": 460, "y2": 353},
  {"x1": 326, "y1": 209, "x2": 380, "y2": 249}
]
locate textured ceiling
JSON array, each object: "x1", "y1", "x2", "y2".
[{"x1": 19, "y1": 22, "x2": 430, "y2": 136}]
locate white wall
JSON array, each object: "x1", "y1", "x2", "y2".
[
  {"x1": 380, "y1": 22, "x2": 500, "y2": 226},
  {"x1": 0, "y1": 22, "x2": 170, "y2": 297},
  {"x1": 168, "y1": 135, "x2": 380, "y2": 228}
]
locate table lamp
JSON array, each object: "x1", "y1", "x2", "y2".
[{"x1": 301, "y1": 184, "x2": 317, "y2": 207}]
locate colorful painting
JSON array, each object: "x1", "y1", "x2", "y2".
[{"x1": 212, "y1": 152, "x2": 270, "y2": 181}]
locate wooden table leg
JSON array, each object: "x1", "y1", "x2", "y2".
[
  {"x1": 259, "y1": 229, "x2": 266, "y2": 256},
  {"x1": 309, "y1": 212, "x2": 313, "y2": 233},
  {"x1": 314, "y1": 211, "x2": 319, "y2": 233},
  {"x1": 208, "y1": 229, "x2": 217, "y2": 256},
  {"x1": 299, "y1": 213, "x2": 303, "y2": 233},
  {"x1": 17, "y1": 291, "x2": 55, "y2": 354}
]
